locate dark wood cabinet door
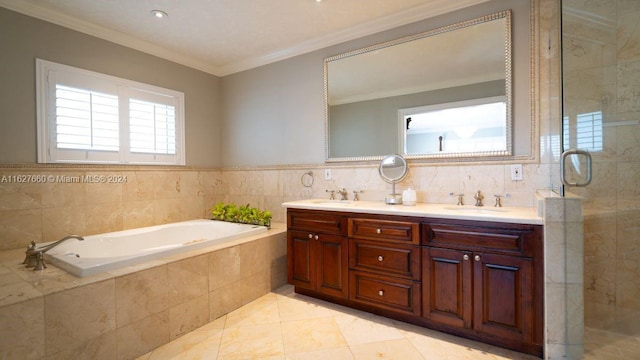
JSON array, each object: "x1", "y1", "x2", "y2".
[
  {"x1": 316, "y1": 233, "x2": 349, "y2": 298},
  {"x1": 422, "y1": 247, "x2": 472, "y2": 328},
  {"x1": 473, "y1": 252, "x2": 534, "y2": 344},
  {"x1": 287, "y1": 230, "x2": 315, "y2": 290}
]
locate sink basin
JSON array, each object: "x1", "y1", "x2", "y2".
[
  {"x1": 311, "y1": 200, "x2": 355, "y2": 206},
  {"x1": 443, "y1": 206, "x2": 508, "y2": 213}
]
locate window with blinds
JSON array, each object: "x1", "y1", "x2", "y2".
[{"x1": 37, "y1": 59, "x2": 185, "y2": 165}]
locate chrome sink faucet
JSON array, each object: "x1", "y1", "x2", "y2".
[
  {"x1": 22, "y1": 235, "x2": 84, "y2": 271},
  {"x1": 474, "y1": 190, "x2": 484, "y2": 207}
]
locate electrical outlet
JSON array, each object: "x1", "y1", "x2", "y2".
[
  {"x1": 510, "y1": 164, "x2": 523, "y2": 181},
  {"x1": 324, "y1": 169, "x2": 332, "y2": 180}
]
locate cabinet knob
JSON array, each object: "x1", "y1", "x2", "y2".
[
  {"x1": 377, "y1": 255, "x2": 384, "y2": 262},
  {"x1": 308, "y1": 233, "x2": 313, "y2": 239},
  {"x1": 314, "y1": 235, "x2": 319, "y2": 240},
  {"x1": 463, "y1": 254, "x2": 469, "y2": 261},
  {"x1": 376, "y1": 228, "x2": 382, "y2": 234},
  {"x1": 474, "y1": 255, "x2": 481, "y2": 262},
  {"x1": 378, "y1": 290, "x2": 384, "y2": 296}
]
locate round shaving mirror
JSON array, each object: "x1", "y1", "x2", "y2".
[{"x1": 379, "y1": 154, "x2": 408, "y2": 205}]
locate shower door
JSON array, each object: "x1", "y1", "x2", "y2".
[{"x1": 561, "y1": 0, "x2": 640, "y2": 347}]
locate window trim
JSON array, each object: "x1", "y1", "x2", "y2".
[{"x1": 36, "y1": 59, "x2": 186, "y2": 165}]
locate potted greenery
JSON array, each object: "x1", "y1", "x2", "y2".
[{"x1": 210, "y1": 202, "x2": 272, "y2": 229}]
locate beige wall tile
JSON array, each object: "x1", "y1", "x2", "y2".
[
  {"x1": 169, "y1": 293, "x2": 210, "y2": 340},
  {"x1": 40, "y1": 174, "x2": 86, "y2": 208},
  {"x1": 153, "y1": 198, "x2": 184, "y2": 224},
  {"x1": 122, "y1": 171, "x2": 155, "y2": 201},
  {"x1": 240, "y1": 237, "x2": 270, "y2": 278},
  {"x1": 0, "y1": 209, "x2": 42, "y2": 250},
  {"x1": 0, "y1": 297, "x2": 45, "y2": 359},
  {"x1": 47, "y1": 330, "x2": 117, "y2": 360},
  {"x1": 84, "y1": 172, "x2": 123, "y2": 205},
  {"x1": 616, "y1": 258, "x2": 640, "y2": 310},
  {"x1": 45, "y1": 280, "x2": 116, "y2": 355},
  {"x1": 122, "y1": 200, "x2": 155, "y2": 230},
  {"x1": 115, "y1": 266, "x2": 168, "y2": 327},
  {"x1": 117, "y1": 311, "x2": 170, "y2": 360},
  {"x1": 0, "y1": 175, "x2": 42, "y2": 211},
  {"x1": 208, "y1": 246, "x2": 241, "y2": 290},
  {"x1": 41, "y1": 206, "x2": 87, "y2": 242},
  {"x1": 209, "y1": 281, "x2": 243, "y2": 320},
  {"x1": 167, "y1": 255, "x2": 208, "y2": 307},
  {"x1": 241, "y1": 270, "x2": 271, "y2": 305},
  {"x1": 86, "y1": 202, "x2": 123, "y2": 236}
]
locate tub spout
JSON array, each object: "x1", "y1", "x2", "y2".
[{"x1": 23, "y1": 235, "x2": 84, "y2": 271}]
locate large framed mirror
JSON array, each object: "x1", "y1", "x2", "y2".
[{"x1": 325, "y1": 10, "x2": 515, "y2": 162}]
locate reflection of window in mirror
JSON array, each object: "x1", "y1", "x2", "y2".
[
  {"x1": 399, "y1": 96, "x2": 507, "y2": 155},
  {"x1": 562, "y1": 112, "x2": 603, "y2": 153}
]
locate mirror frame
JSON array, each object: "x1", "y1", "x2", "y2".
[{"x1": 324, "y1": 10, "x2": 516, "y2": 163}]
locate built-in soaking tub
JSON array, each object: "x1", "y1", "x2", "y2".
[{"x1": 44, "y1": 219, "x2": 268, "y2": 277}]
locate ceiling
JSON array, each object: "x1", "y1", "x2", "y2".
[{"x1": 0, "y1": 0, "x2": 489, "y2": 76}]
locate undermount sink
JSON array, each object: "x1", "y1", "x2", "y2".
[
  {"x1": 311, "y1": 200, "x2": 355, "y2": 206},
  {"x1": 443, "y1": 206, "x2": 508, "y2": 213}
]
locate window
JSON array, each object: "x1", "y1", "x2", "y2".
[{"x1": 36, "y1": 59, "x2": 185, "y2": 165}]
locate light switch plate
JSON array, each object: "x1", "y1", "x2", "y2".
[{"x1": 324, "y1": 169, "x2": 332, "y2": 180}]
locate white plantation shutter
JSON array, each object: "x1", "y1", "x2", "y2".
[
  {"x1": 129, "y1": 99, "x2": 176, "y2": 154},
  {"x1": 55, "y1": 85, "x2": 120, "y2": 151},
  {"x1": 37, "y1": 59, "x2": 185, "y2": 165}
]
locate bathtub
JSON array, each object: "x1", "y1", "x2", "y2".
[{"x1": 44, "y1": 219, "x2": 268, "y2": 277}]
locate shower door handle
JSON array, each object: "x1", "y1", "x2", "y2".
[{"x1": 560, "y1": 149, "x2": 592, "y2": 187}]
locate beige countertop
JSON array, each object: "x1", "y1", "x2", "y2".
[{"x1": 282, "y1": 199, "x2": 543, "y2": 225}]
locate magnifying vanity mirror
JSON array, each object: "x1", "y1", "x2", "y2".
[
  {"x1": 325, "y1": 9, "x2": 523, "y2": 162},
  {"x1": 379, "y1": 154, "x2": 408, "y2": 205}
]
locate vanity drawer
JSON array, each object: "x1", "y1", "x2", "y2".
[
  {"x1": 349, "y1": 239, "x2": 420, "y2": 280},
  {"x1": 349, "y1": 271, "x2": 421, "y2": 316},
  {"x1": 288, "y1": 210, "x2": 347, "y2": 235},
  {"x1": 422, "y1": 222, "x2": 540, "y2": 257},
  {"x1": 349, "y1": 218, "x2": 419, "y2": 244}
]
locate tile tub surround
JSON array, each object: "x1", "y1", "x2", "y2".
[
  {"x1": 0, "y1": 224, "x2": 286, "y2": 360},
  {"x1": 0, "y1": 162, "x2": 549, "y2": 252}
]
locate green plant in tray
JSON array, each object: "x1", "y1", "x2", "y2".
[{"x1": 210, "y1": 202, "x2": 272, "y2": 228}]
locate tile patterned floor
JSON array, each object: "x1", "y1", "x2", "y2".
[
  {"x1": 135, "y1": 284, "x2": 640, "y2": 359},
  {"x1": 136, "y1": 285, "x2": 542, "y2": 360}
]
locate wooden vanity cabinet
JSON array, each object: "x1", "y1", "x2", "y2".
[
  {"x1": 348, "y1": 217, "x2": 421, "y2": 316},
  {"x1": 422, "y1": 220, "x2": 543, "y2": 356},
  {"x1": 286, "y1": 209, "x2": 543, "y2": 357},
  {"x1": 287, "y1": 210, "x2": 349, "y2": 299}
]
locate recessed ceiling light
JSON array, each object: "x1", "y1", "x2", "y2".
[{"x1": 151, "y1": 10, "x2": 168, "y2": 19}]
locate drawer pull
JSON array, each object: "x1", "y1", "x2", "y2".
[
  {"x1": 377, "y1": 255, "x2": 384, "y2": 262},
  {"x1": 475, "y1": 255, "x2": 481, "y2": 262},
  {"x1": 378, "y1": 290, "x2": 384, "y2": 296},
  {"x1": 376, "y1": 228, "x2": 382, "y2": 234},
  {"x1": 463, "y1": 254, "x2": 469, "y2": 261}
]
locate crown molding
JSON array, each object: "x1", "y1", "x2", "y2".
[
  {"x1": 0, "y1": 0, "x2": 223, "y2": 75},
  {"x1": 1, "y1": 0, "x2": 488, "y2": 77}
]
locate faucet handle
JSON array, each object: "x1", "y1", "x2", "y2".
[
  {"x1": 494, "y1": 194, "x2": 502, "y2": 207},
  {"x1": 353, "y1": 190, "x2": 363, "y2": 201},
  {"x1": 449, "y1": 192, "x2": 464, "y2": 205},
  {"x1": 325, "y1": 189, "x2": 336, "y2": 200}
]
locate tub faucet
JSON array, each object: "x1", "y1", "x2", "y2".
[{"x1": 22, "y1": 235, "x2": 84, "y2": 271}]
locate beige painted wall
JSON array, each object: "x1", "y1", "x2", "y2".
[{"x1": 0, "y1": 7, "x2": 222, "y2": 167}]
